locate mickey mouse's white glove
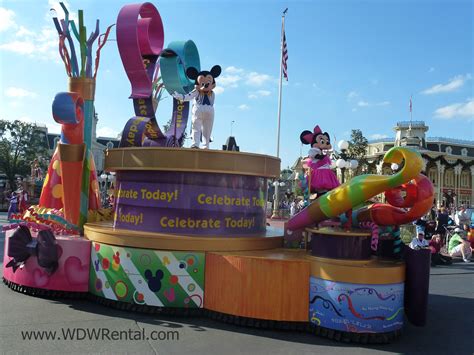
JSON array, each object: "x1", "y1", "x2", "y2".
[
  {"x1": 308, "y1": 147, "x2": 322, "y2": 158},
  {"x1": 172, "y1": 91, "x2": 184, "y2": 100}
]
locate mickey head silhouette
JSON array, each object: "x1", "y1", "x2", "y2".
[{"x1": 144, "y1": 269, "x2": 164, "y2": 292}]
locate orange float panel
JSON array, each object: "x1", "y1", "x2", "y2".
[{"x1": 204, "y1": 250, "x2": 309, "y2": 322}]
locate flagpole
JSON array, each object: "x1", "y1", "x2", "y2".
[
  {"x1": 272, "y1": 8, "x2": 287, "y2": 220},
  {"x1": 276, "y1": 9, "x2": 287, "y2": 158}
]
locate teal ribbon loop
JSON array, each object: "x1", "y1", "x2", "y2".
[{"x1": 160, "y1": 40, "x2": 200, "y2": 95}]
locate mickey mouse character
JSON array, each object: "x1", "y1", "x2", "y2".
[
  {"x1": 173, "y1": 65, "x2": 221, "y2": 149},
  {"x1": 300, "y1": 125, "x2": 340, "y2": 196}
]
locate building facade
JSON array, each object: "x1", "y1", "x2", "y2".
[{"x1": 366, "y1": 121, "x2": 474, "y2": 208}]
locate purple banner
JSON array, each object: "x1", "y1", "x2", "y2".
[
  {"x1": 115, "y1": 204, "x2": 266, "y2": 235},
  {"x1": 119, "y1": 97, "x2": 190, "y2": 148},
  {"x1": 114, "y1": 171, "x2": 268, "y2": 236},
  {"x1": 116, "y1": 181, "x2": 265, "y2": 212}
]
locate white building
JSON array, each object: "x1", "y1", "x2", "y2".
[{"x1": 366, "y1": 121, "x2": 474, "y2": 208}]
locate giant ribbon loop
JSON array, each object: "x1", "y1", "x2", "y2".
[{"x1": 117, "y1": 2, "x2": 200, "y2": 147}]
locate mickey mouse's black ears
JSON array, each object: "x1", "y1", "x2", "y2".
[
  {"x1": 186, "y1": 67, "x2": 199, "y2": 80},
  {"x1": 300, "y1": 130, "x2": 313, "y2": 145},
  {"x1": 144, "y1": 269, "x2": 152, "y2": 279},
  {"x1": 210, "y1": 65, "x2": 222, "y2": 78},
  {"x1": 156, "y1": 269, "x2": 164, "y2": 279}
]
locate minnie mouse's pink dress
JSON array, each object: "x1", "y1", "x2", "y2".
[{"x1": 308, "y1": 155, "x2": 340, "y2": 192}]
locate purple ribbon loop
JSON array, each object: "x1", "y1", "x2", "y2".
[{"x1": 6, "y1": 225, "x2": 59, "y2": 274}]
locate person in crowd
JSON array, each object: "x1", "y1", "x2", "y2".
[
  {"x1": 17, "y1": 184, "x2": 28, "y2": 213},
  {"x1": 429, "y1": 234, "x2": 452, "y2": 266},
  {"x1": 7, "y1": 190, "x2": 18, "y2": 220},
  {"x1": 454, "y1": 205, "x2": 470, "y2": 229},
  {"x1": 409, "y1": 230, "x2": 429, "y2": 250},
  {"x1": 290, "y1": 199, "x2": 297, "y2": 217},
  {"x1": 436, "y1": 207, "x2": 451, "y2": 237},
  {"x1": 448, "y1": 227, "x2": 472, "y2": 263}
]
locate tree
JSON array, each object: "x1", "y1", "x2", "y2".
[
  {"x1": 347, "y1": 129, "x2": 368, "y2": 176},
  {"x1": 0, "y1": 120, "x2": 49, "y2": 189}
]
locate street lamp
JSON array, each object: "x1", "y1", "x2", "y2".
[
  {"x1": 99, "y1": 172, "x2": 110, "y2": 207},
  {"x1": 230, "y1": 120, "x2": 235, "y2": 136},
  {"x1": 271, "y1": 180, "x2": 286, "y2": 219},
  {"x1": 336, "y1": 140, "x2": 358, "y2": 184}
]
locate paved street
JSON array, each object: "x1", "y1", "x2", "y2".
[{"x1": 0, "y1": 213, "x2": 473, "y2": 354}]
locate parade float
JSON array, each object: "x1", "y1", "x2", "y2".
[{"x1": 3, "y1": 2, "x2": 435, "y2": 344}]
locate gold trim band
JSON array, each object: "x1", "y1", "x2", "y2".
[
  {"x1": 58, "y1": 143, "x2": 85, "y2": 162},
  {"x1": 84, "y1": 222, "x2": 284, "y2": 251},
  {"x1": 104, "y1": 148, "x2": 280, "y2": 178},
  {"x1": 306, "y1": 227, "x2": 371, "y2": 237},
  {"x1": 68, "y1": 77, "x2": 96, "y2": 100},
  {"x1": 307, "y1": 254, "x2": 405, "y2": 284}
]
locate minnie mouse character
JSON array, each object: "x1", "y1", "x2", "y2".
[
  {"x1": 300, "y1": 125, "x2": 340, "y2": 196},
  {"x1": 172, "y1": 65, "x2": 221, "y2": 149}
]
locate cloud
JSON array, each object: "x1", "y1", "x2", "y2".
[
  {"x1": 97, "y1": 126, "x2": 119, "y2": 138},
  {"x1": 16, "y1": 26, "x2": 35, "y2": 37},
  {"x1": 0, "y1": 40, "x2": 35, "y2": 54},
  {"x1": 213, "y1": 86, "x2": 224, "y2": 95},
  {"x1": 0, "y1": 25, "x2": 58, "y2": 60},
  {"x1": 429, "y1": 67, "x2": 435, "y2": 73},
  {"x1": 347, "y1": 91, "x2": 358, "y2": 100},
  {"x1": 218, "y1": 74, "x2": 241, "y2": 87},
  {"x1": 0, "y1": 4, "x2": 61, "y2": 61},
  {"x1": 217, "y1": 66, "x2": 274, "y2": 90},
  {"x1": 433, "y1": 99, "x2": 474, "y2": 120},
  {"x1": 0, "y1": 7, "x2": 16, "y2": 32},
  {"x1": 355, "y1": 100, "x2": 390, "y2": 108},
  {"x1": 247, "y1": 72, "x2": 272, "y2": 86},
  {"x1": 369, "y1": 134, "x2": 389, "y2": 139},
  {"x1": 238, "y1": 104, "x2": 250, "y2": 111},
  {"x1": 224, "y1": 66, "x2": 244, "y2": 74},
  {"x1": 248, "y1": 90, "x2": 271, "y2": 99},
  {"x1": 421, "y1": 74, "x2": 471, "y2": 95},
  {"x1": 4, "y1": 87, "x2": 38, "y2": 98}
]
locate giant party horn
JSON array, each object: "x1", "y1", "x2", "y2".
[
  {"x1": 287, "y1": 147, "x2": 424, "y2": 230},
  {"x1": 52, "y1": 92, "x2": 85, "y2": 225}
]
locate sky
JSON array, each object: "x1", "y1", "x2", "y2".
[{"x1": 0, "y1": 0, "x2": 473, "y2": 169}]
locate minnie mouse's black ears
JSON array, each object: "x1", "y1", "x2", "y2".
[
  {"x1": 210, "y1": 65, "x2": 222, "y2": 78},
  {"x1": 186, "y1": 67, "x2": 199, "y2": 80},
  {"x1": 300, "y1": 130, "x2": 313, "y2": 144}
]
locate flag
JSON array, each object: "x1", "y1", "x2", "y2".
[
  {"x1": 282, "y1": 31, "x2": 288, "y2": 81},
  {"x1": 409, "y1": 97, "x2": 412, "y2": 113}
]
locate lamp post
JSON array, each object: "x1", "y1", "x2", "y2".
[
  {"x1": 230, "y1": 120, "x2": 235, "y2": 136},
  {"x1": 271, "y1": 180, "x2": 286, "y2": 219},
  {"x1": 335, "y1": 140, "x2": 358, "y2": 184},
  {"x1": 99, "y1": 172, "x2": 109, "y2": 207}
]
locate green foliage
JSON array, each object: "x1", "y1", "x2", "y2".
[
  {"x1": 0, "y1": 120, "x2": 49, "y2": 188},
  {"x1": 347, "y1": 129, "x2": 369, "y2": 176}
]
